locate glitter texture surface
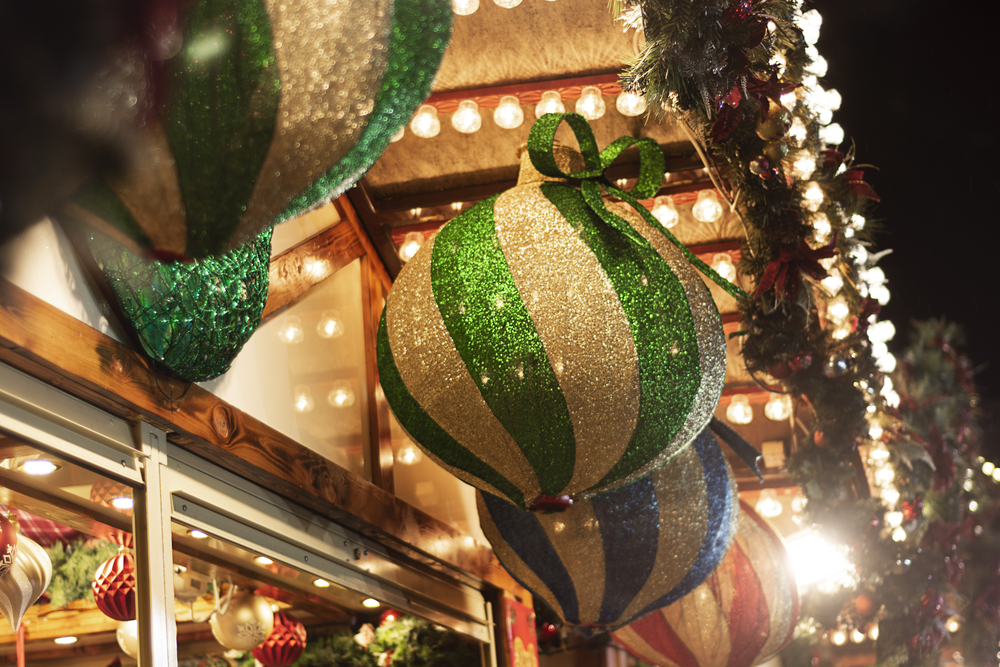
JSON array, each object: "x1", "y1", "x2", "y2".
[
  {"x1": 89, "y1": 228, "x2": 272, "y2": 382},
  {"x1": 431, "y1": 194, "x2": 576, "y2": 497},
  {"x1": 477, "y1": 427, "x2": 738, "y2": 630},
  {"x1": 384, "y1": 234, "x2": 541, "y2": 501},
  {"x1": 67, "y1": 0, "x2": 451, "y2": 259},
  {"x1": 613, "y1": 501, "x2": 800, "y2": 667},
  {"x1": 494, "y1": 180, "x2": 640, "y2": 495}
]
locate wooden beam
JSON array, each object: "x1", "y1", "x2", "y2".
[
  {"x1": 0, "y1": 278, "x2": 527, "y2": 599},
  {"x1": 346, "y1": 181, "x2": 403, "y2": 280},
  {"x1": 360, "y1": 255, "x2": 395, "y2": 494},
  {"x1": 263, "y1": 220, "x2": 365, "y2": 319},
  {"x1": 334, "y1": 195, "x2": 392, "y2": 293}
]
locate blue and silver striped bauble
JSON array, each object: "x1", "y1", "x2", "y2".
[
  {"x1": 377, "y1": 144, "x2": 727, "y2": 509},
  {"x1": 477, "y1": 427, "x2": 738, "y2": 630}
]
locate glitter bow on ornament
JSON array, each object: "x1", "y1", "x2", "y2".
[{"x1": 528, "y1": 113, "x2": 749, "y2": 302}]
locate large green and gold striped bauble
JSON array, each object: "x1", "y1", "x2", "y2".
[
  {"x1": 377, "y1": 146, "x2": 727, "y2": 510},
  {"x1": 58, "y1": 0, "x2": 451, "y2": 260}
]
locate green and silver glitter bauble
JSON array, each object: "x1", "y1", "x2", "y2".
[
  {"x1": 60, "y1": 0, "x2": 451, "y2": 260},
  {"x1": 89, "y1": 229, "x2": 272, "y2": 382},
  {"x1": 377, "y1": 114, "x2": 731, "y2": 510}
]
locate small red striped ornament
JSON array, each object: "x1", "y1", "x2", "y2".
[
  {"x1": 252, "y1": 611, "x2": 308, "y2": 667},
  {"x1": 92, "y1": 552, "x2": 137, "y2": 621},
  {"x1": 613, "y1": 500, "x2": 799, "y2": 667}
]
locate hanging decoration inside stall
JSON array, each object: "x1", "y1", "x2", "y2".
[
  {"x1": 612, "y1": 500, "x2": 800, "y2": 667},
  {"x1": 92, "y1": 551, "x2": 137, "y2": 621},
  {"x1": 210, "y1": 588, "x2": 275, "y2": 650},
  {"x1": 0, "y1": 534, "x2": 52, "y2": 632},
  {"x1": 252, "y1": 610, "x2": 308, "y2": 667},
  {"x1": 378, "y1": 113, "x2": 748, "y2": 511},
  {"x1": 117, "y1": 620, "x2": 139, "y2": 658},
  {"x1": 477, "y1": 427, "x2": 739, "y2": 630},
  {"x1": 88, "y1": 229, "x2": 272, "y2": 382},
  {"x1": 0, "y1": 513, "x2": 17, "y2": 579},
  {"x1": 56, "y1": 0, "x2": 452, "y2": 260}
]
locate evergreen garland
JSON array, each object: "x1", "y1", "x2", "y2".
[{"x1": 45, "y1": 538, "x2": 120, "y2": 608}]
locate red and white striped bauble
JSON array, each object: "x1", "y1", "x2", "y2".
[{"x1": 613, "y1": 500, "x2": 800, "y2": 667}]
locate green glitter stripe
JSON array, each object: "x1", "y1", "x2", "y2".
[
  {"x1": 278, "y1": 0, "x2": 452, "y2": 221},
  {"x1": 430, "y1": 196, "x2": 576, "y2": 497},
  {"x1": 72, "y1": 181, "x2": 154, "y2": 249},
  {"x1": 540, "y1": 183, "x2": 701, "y2": 487},
  {"x1": 376, "y1": 311, "x2": 525, "y2": 507},
  {"x1": 162, "y1": 0, "x2": 281, "y2": 257}
]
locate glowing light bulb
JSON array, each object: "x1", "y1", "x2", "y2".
[
  {"x1": 398, "y1": 231, "x2": 425, "y2": 263},
  {"x1": 892, "y1": 527, "x2": 906, "y2": 542},
  {"x1": 875, "y1": 465, "x2": 895, "y2": 485},
  {"x1": 851, "y1": 629, "x2": 866, "y2": 643},
  {"x1": 54, "y1": 637, "x2": 78, "y2": 645},
  {"x1": 885, "y1": 511, "x2": 903, "y2": 527},
  {"x1": 869, "y1": 423, "x2": 884, "y2": 441},
  {"x1": 850, "y1": 243, "x2": 869, "y2": 266},
  {"x1": 963, "y1": 479, "x2": 974, "y2": 491},
  {"x1": 363, "y1": 598, "x2": 381, "y2": 608},
  {"x1": 868, "y1": 320, "x2": 895, "y2": 345},
  {"x1": 255, "y1": 556, "x2": 273, "y2": 566},
  {"x1": 791, "y1": 151, "x2": 817, "y2": 179},
  {"x1": 770, "y1": 52, "x2": 787, "y2": 74},
  {"x1": 278, "y1": 316, "x2": 304, "y2": 344},
  {"x1": 410, "y1": 105, "x2": 441, "y2": 138},
  {"x1": 726, "y1": 394, "x2": 753, "y2": 425},
  {"x1": 711, "y1": 253, "x2": 737, "y2": 282},
  {"x1": 389, "y1": 126, "x2": 404, "y2": 143},
  {"x1": 19, "y1": 459, "x2": 57, "y2": 475},
  {"x1": 881, "y1": 488, "x2": 900, "y2": 504},
  {"x1": 868, "y1": 625, "x2": 879, "y2": 641},
  {"x1": 692, "y1": 189, "x2": 723, "y2": 222},
  {"x1": 293, "y1": 385, "x2": 315, "y2": 413},
  {"x1": 861, "y1": 266, "x2": 886, "y2": 287},
  {"x1": 650, "y1": 196, "x2": 679, "y2": 228},
  {"x1": 781, "y1": 91, "x2": 798, "y2": 110},
  {"x1": 869, "y1": 283, "x2": 891, "y2": 306},
  {"x1": 946, "y1": 617, "x2": 961, "y2": 633},
  {"x1": 993, "y1": 468, "x2": 1000, "y2": 482},
  {"x1": 396, "y1": 444, "x2": 423, "y2": 466},
  {"x1": 983, "y1": 461, "x2": 995, "y2": 476},
  {"x1": 313, "y1": 578, "x2": 331, "y2": 588},
  {"x1": 317, "y1": 310, "x2": 344, "y2": 339},
  {"x1": 821, "y1": 267, "x2": 843, "y2": 297},
  {"x1": 807, "y1": 55, "x2": 828, "y2": 77},
  {"x1": 969, "y1": 500, "x2": 979, "y2": 512},
  {"x1": 799, "y1": 9, "x2": 822, "y2": 45},
  {"x1": 328, "y1": 381, "x2": 356, "y2": 409},
  {"x1": 188, "y1": 529, "x2": 208, "y2": 539},
  {"x1": 832, "y1": 631, "x2": 847, "y2": 646},
  {"x1": 493, "y1": 0, "x2": 522, "y2": 6},
  {"x1": 574, "y1": 86, "x2": 606, "y2": 120},
  {"x1": 851, "y1": 214, "x2": 866, "y2": 230},
  {"x1": 803, "y1": 182, "x2": 824, "y2": 211},
  {"x1": 494, "y1": 95, "x2": 524, "y2": 129},
  {"x1": 535, "y1": 91, "x2": 565, "y2": 118},
  {"x1": 826, "y1": 296, "x2": 850, "y2": 325},
  {"x1": 755, "y1": 489, "x2": 783, "y2": 518},
  {"x1": 811, "y1": 212, "x2": 832, "y2": 245},
  {"x1": 820, "y1": 123, "x2": 845, "y2": 146},
  {"x1": 451, "y1": 100, "x2": 482, "y2": 133},
  {"x1": 764, "y1": 393, "x2": 794, "y2": 421},
  {"x1": 616, "y1": 91, "x2": 647, "y2": 117},
  {"x1": 452, "y1": 0, "x2": 479, "y2": 14}
]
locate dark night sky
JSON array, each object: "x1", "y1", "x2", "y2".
[{"x1": 815, "y1": 1, "x2": 999, "y2": 447}]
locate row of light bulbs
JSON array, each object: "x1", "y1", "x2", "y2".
[
  {"x1": 725, "y1": 392, "x2": 793, "y2": 425},
  {"x1": 452, "y1": 0, "x2": 554, "y2": 17},
  {"x1": 398, "y1": 88, "x2": 648, "y2": 140}
]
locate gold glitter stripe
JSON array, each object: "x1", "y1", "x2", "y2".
[
  {"x1": 104, "y1": 119, "x2": 188, "y2": 255},
  {"x1": 493, "y1": 185, "x2": 640, "y2": 495},
  {"x1": 238, "y1": 0, "x2": 392, "y2": 243},
  {"x1": 606, "y1": 203, "x2": 727, "y2": 488},
  {"x1": 477, "y1": 494, "x2": 566, "y2": 621},
  {"x1": 614, "y1": 624, "x2": 681, "y2": 667},
  {"x1": 615, "y1": 445, "x2": 708, "y2": 623},
  {"x1": 737, "y1": 511, "x2": 795, "y2": 661},
  {"x1": 664, "y1": 584, "x2": 732, "y2": 667},
  {"x1": 386, "y1": 236, "x2": 541, "y2": 501},
  {"x1": 536, "y1": 499, "x2": 607, "y2": 625}
]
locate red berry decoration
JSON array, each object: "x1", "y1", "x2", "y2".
[
  {"x1": 252, "y1": 610, "x2": 307, "y2": 667},
  {"x1": 902, "y1": 496, "x2": 923, "y2": 522},
  {"x1": 92, "y1": 552, "x2": 136, "y2": 621},
  {"x1": 0, "y1": 514, "x2": 17, "y2": 579}
]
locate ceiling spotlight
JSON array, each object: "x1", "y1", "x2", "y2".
[
  {"x1": 362, "y1": 598, "x2": 381, "y2": 608},
  {"x1": 18, "y1": 459, "x2": 59, "y2": 476}
]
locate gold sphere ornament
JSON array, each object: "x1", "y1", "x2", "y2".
[
  {"x1": 763, "y1": 140, "x2": 789, "y2": 163},
  {"x1": 0, "y1": 534, "x2": 52, "y2": 632},
  {"x1": 377, "y1": 114, "x2": 736, "y2": 510},
  {"x1": 117, "y1": 620, "x2": 139, "y2": 658},
  {"x1": 210, "y1": 590, "x2": 275, "y2": 651},
  {"x1": 755, "y1": 106, "x2": 792, "y2": 141}
]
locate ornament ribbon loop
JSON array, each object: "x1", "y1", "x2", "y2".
[
  {"x1": 527, "y1": 113, "x2": 748, "y2": 301},
  {"x1": 709, "y1": 417, "x2": 764, "y2": 481}
]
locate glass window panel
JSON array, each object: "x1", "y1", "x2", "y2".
[
  {"x1": 386, "y1": 409, "x2": 487, "y2": 545},
  {"x1": 200, "y1": 259, "x2": 370, "y2": 480}
]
